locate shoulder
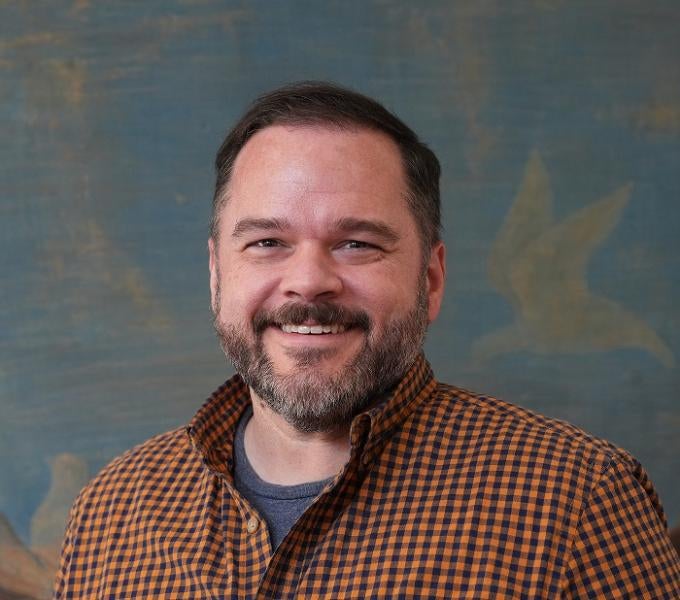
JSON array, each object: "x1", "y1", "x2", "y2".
[
  {"x1": 405, "y1": 380, "x2": 670, "y2": 531},
  {"x1": 91, "y1": 426, "x2": 192, "y2": 482},
  {"x1": 72, "y1": 427, "x2": 198, "y2": 517},
  {"x1": 421, "y1": 381, "x2": 639, "y2": 483},
  {"x1": 56, "y1": 427, "x2": 216, "y2": 593}
]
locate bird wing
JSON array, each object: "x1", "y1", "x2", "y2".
[
  {"x1": 508, "y1": 183, "x2": 632, "y2": 310},
  {"x1": 488, "y1": 150, "x2": 554, "y2": 305}
]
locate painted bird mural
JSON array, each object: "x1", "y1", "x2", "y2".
[{"x1": 472, "y1": 151, "x2": 674, "y2": 368}]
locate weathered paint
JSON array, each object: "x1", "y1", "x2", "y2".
[{"x1": 1, "y1": 1, "x2": 679, "y2": 596}]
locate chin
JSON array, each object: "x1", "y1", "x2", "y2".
[{"x1": 276, "y1": 346, "x2": 351, "y2": 372}]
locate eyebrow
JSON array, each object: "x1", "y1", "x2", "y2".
[
  {"x1": 231, "y1": 215, "x2": 400, "y2": 243},
  {"x1": 333, "y1": 217, "x2": 400, "y2": 243},
  {"x1": 232, "y1": 217, "x2": 291, "y2": 238}
]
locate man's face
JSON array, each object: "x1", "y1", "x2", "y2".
[{"x1": 209, "y1": 125, "x2": 445, "y2": 432}]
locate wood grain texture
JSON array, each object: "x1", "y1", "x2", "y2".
[{"x1": 1, "y1": 1, "x2": 679, "y2": 595}]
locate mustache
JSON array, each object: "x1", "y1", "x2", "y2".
[{"x1": 253, "y1": 302, "x2": 371, "y2": 334}]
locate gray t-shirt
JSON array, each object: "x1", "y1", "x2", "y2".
[{"x1": 233, "y1": 406, "x2": 332, "y2": 550}]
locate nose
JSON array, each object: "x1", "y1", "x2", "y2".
[{"x1": 280, "y1": 243, "x2": 343, "y2": 302}]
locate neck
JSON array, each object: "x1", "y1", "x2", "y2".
[{"x1": 243, "y1": 390, "x2": 352, "y2": 485}]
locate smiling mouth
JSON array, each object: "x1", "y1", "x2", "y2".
[{"x1": 280, "y1": 324, "x2": 347, "y2": 335}]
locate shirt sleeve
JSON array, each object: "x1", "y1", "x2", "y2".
[
  {"x1": 563, "y1": 456, "x2": 680, "y2": 598},
  {"x1": 53, "y1": 491, "x2": 82, "y2": 599}
]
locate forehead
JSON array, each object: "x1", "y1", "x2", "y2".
[{"x1": 219, "y1": 125, "x2": 411, "y2": 230}]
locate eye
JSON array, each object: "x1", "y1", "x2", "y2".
[
  {"x1": 249, "y1": 238, "x2": 282, "y2": 248},
  {"x1": 340, "y1": 240, "x2": 377, "y2": 250}
]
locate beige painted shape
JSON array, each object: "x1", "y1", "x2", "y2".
[
  {"x1": 13, "y1": 41, "x2": 174, "y2": 337},
  {"x1": 488, "y1": 150, "x2": 554, "y2": 305},
  {"x1": 38, "y1": 218, "x2": 173, "y2": 334},
  {"x1": 47, "y1": 58, "x2": 87, "y2": 108},
  {"x1": 30, "y1": 454, "x2": 89, "y2": 569},
  {"x1": 0, "y1": 454, "x2": 89, "y2": 598},
  {"x1": 0, "y1": 515, "x2": 52, "y2": 599},
  {"x1": 633, "y1": 103, "x2": 680, "y2": 134},
  {"x1": 406, "y1": 3, "x2": 501, "y2": 173},
  {"x1": 473, "y1": 151, "x2": 675, "y2": 367},
  {"x1": 509, "y1": 184, "x2": 632, "y2": 311},
  {"x1": 0, "y1": 31, "x2": 67, "y2": 51}
]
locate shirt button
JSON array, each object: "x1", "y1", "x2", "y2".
[{"x1": 246, "y1": 517, "x2": 259, "y2": 533}]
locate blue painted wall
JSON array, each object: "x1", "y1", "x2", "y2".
[{"x1": 1, "y1": 1, "x2": 678, "y2": 595}]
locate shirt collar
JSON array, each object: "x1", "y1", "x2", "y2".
[
  {"x1": 187, "y1": 354, "x2": 436, "y2": 476},
  {"x1": 350, "y1": 354, "x2": 436, "y2": 466},
  {"x1": 186, "y1": 374, "x2": 251, "y2": 478}
]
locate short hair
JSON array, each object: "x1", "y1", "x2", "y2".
[{"x1": 211, "y1": 81, "x2": 441, "y2": 253}]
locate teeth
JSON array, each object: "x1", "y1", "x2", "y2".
[{"x1": 281, "y1": 324, "x2": 346, "y2": 335}]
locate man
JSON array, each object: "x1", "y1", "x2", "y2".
[{"x1": 55, "y1": 82, "x2": 680, "y2": 598}]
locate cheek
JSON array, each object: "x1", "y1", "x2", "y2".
[
  {"x1": 347, "y1": 275, "x2": 415, "y2": 324},
  {"x1": 217, "y1": 266, "x2": 278, "y2": 320}
]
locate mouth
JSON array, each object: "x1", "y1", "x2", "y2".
[
  {"x1": 280, "y1": 323, "x2": 347, "y2": 335},
  {"x1": 254, "y1": 302, "x2": 370, "y2": 338}
]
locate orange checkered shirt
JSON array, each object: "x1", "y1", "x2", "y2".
[{"x1": 55, "y1": 356, "x2": 680, "y2": 598}]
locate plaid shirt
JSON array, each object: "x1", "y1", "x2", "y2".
[{"x1": 55, "y1": 355, "x2": 680, "y2": 598}]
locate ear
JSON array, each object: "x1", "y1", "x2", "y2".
[
  {"x1": 425, "y1": 241, "x2": 446, "y2": 323},
  {"x1": 208, "y1": 237, "x2": 219, "y2": 313}
]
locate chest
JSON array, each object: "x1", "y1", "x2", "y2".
[{"x1": 94, "y1": 458, "x2": 576, "y2": 599}]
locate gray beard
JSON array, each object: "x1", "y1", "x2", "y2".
[{"x1": 213, "y1": 287, "x2": 429, "y2": 433}]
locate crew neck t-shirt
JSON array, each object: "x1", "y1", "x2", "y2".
[{"x1": 233, "y1": 406, "x2": 333, "y2": 550}]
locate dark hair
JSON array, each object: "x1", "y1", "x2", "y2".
[{"x1": 211, "y1": 81, "x2": 441, "y2": 252}]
